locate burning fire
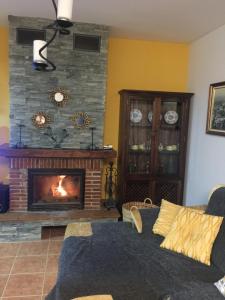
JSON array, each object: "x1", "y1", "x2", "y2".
[{"x1": 51, "y1": 175, "x2": 68, "y2": 197}]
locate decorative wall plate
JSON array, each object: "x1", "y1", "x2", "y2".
[
  {"x1": 148, "y1": 112, "x2": 162, "y2": 123},
  {"x1": 164, "y1": 110, "x2": 179, "y2": 125},
  {"x1": 49, "y1": 88, "x2": 69, "y2": 107},
  {"x1": 130, "y1": 109, "x2": 142, "y2": 123},
  {"x1": 70, "y1": 112, "x2": 91, "y2": 129},
  {"x1": 148, "y1": 111, "x2": 153, "y2": 123},
  {"x1": 32, "y1": 112, "x2": 51, "y2": 128}
]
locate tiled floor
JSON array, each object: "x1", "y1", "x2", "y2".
[{"x1": 0, "y1": 226, "x2": 65, "y2": 300}]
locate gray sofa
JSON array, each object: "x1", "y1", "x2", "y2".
[{"x1": 47, "y1": 187, "x2": 225, "y2": 300}]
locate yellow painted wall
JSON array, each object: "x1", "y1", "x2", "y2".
[
  {"x1": 104, "y1": 38, "x2": 189, "y2": 151},
  {"x1": 0, "y1": 27, "x2": 9, "y2": 183}
]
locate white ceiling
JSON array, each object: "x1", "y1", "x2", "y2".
[{"x1": 1, "y1": 0, "x2": 225, "y2": 42}]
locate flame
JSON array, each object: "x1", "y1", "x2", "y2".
[{"x1": 51, "y1": 175, "x2": 67, "y2": 197}]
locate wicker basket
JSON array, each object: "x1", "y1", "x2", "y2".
[{"x1": 122, "y1": 198, "x2": 158, "y2": 223}]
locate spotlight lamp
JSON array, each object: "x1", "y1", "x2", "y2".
[{"x1": 32, "y1": 0, "x2": 74, "y2": 71}]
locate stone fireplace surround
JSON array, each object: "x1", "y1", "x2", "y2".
[
  {"x1": 9, "y1": 16, "x2": 109, "y2": 150},
  {"x1": 5, "y1": 16, "x2": 114, "y2": 213},
  {"x1": 0, "y1": 148, "x2": 116, "y2": 212}
]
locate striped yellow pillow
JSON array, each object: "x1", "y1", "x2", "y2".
[
  {"x1": 160, "y1": 208, "x2": 223, "y2": 265},
  {"x1": 153, "y1": 199, "x2": 204, "y2": 237}
]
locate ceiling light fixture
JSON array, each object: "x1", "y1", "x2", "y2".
[{"x1": 33, "y1": 0, "x2": 73, "y2": 71}]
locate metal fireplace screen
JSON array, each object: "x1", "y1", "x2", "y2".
[{"x1": 28, "y1": 169, "x2": 85, "y2": 211}]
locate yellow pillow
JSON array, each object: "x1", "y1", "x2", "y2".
[
  {"x1": 130, "y1": 206, "x2": 142, "y2": 233},
  {"x1": 152, "y1": 199, "x2": 204, "y2": 237},
  {"x1": 153, "y1": 200, "x2": 181, "y2": 237},
  {"x1": 160, "y1": 208, "x2": 223, "y2": 265}
]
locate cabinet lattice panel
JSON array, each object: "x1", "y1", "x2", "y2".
[
  {"x1": 156, "y1": 182, "x2": 178, "y2": 205},
  {"x1": 124, "y1": 181, "x2": 152, "y2": 203}
]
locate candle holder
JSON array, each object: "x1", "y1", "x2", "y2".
[
  {"x1": 33, "y1": 0, "x2": 74, "y2": 72},
  {"x1": 15, "y1": 124, "x2": 26, "y2": 148},
  {"x1": 87, "y1": 127, "x2": 98, "y2": 150}
]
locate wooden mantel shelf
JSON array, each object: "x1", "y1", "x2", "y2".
[{"x1": 0, "y1": 147, "x2": 117, "y2": 159}]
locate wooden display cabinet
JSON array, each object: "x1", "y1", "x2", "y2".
[{"x1": 117, "y1": 89, "x2": 193, "y2": 207}]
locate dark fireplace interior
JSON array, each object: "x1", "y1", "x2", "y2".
[{"x1": 28, "y1": 169, "x2": 85, "y2": 211}]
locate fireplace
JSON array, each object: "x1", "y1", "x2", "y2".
[
  {"x1": 0, "y1": 147, "x2": 117, "y2": 211},
  {"x1": 28, "y1": 169, "x2": 85, "y2": 211}
]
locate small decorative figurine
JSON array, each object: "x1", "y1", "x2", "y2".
[{"x1": 44, "y1": 126, "x2": 69, "y2": 148}]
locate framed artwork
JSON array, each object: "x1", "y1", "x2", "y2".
[{"x1": 206, "y1": 81, "x2": 225, "y2": 136}]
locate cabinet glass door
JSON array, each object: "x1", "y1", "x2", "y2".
[
  {"x1": 128, "y1": 97, "x2": 153, "y2": 174},
  {"x1": 157, "y1": 98, "x2": 181, "y2": 176}
]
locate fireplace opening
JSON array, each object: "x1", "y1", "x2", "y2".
[{"x1": 28, "y1": 169, "x2": 85, "y2": 211}]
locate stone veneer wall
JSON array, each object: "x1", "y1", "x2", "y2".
[{"x1": 8, "y1": 15, "x2": 109, "y2": 149}]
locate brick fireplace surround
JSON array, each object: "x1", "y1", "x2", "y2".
[{"x1": 0, "y1": 148, "x2": 116, "y2": 211}]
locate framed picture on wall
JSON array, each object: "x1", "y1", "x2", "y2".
[{"x1": 206, "y1": 81, "x2": 225, "y2": 136}]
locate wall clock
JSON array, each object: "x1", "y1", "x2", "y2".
[
  {"x1": 70, "y1": 112, "x2": 91, "y2": 129},
  {"x1": 32, "y1": 112, "x2": 51, "y2": 128},
  {"x1": 49, "y1": 88, "x2": 69, "y2": 107}
]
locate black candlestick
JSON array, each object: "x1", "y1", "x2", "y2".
[
  {"x1": 88, "y1": 127, "x2": 97, "y2": 150},
  {"x1": 16, "y1": 124, "x2": 26, "y2": 148}
]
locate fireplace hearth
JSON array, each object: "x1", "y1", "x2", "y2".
[{"x1": 28, "y1": 169, "x2": 85, "y2": 211}]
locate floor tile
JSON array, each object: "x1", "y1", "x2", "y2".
[
  {"x1": 3, "y1": 274, "x2": 44, "y2": 297},
  {"x1": 12, "y1": 256, "x2": 47, "y2": 274},
  {"x1": 0, "y1": 258, "x2": 14, "y2": 275},
  {"x1": 48, "y1": 241, "x2": 62, "y2": 255},
  {"x1": 18, "y1": 241, "x2": 48, "y2": 256},
  {"x1": 43, "y1": 273, "x2": 57, "y2": 295},
  {"x1": 50, "y1": 226, "x2": 66, "y2": 240},
  {"x1": 0, "y1": 275, "x2": 9, "y2": 297},
  {"x1": 0, "y1": 243, "x2": 19, "y2": 257},
  {"x1": 46, "y1": 255, "x2": 59, "y2": 273}
]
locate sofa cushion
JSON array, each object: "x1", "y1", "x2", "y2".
[
  {"x1": 205, "y1": 186, "x2": 225, "y2": 216},
  {"x1": 211, "y1": 218, "x2": 225, "y2": 273},
  {"x1": 160, "y1": 208, "x2": 223, "y2": 265},
  {"x1": 139, "y1": 207, "x2": 160, "y2": 231}
]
